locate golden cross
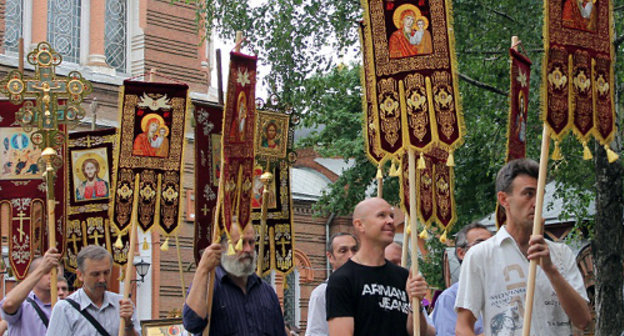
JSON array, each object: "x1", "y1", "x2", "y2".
[
  {"x1": 84, "y1": 135, "x2": 94, "y2": 147},
  {"x1": 201, "y1": 204, "x2": 209, "y2": 216},
  {"x1": 12, "y1": 210, "x2": 28, "y2": 241},
  {"x1": 277, "y1": 236, "x2": 289, "y2": 256},
  {"x1": 67, "y1": 234, "x2": 81, "y2": 253},
  {"x1": 89, "y1": 230, "x2": 103, "y2": 246}
]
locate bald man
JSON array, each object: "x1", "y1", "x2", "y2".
[{"x1": 326, "y1": 198, "x2": 435, "y2": 336}]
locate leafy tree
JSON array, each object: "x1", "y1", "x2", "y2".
[{"x1": 190, "y1": 0, "x2": 624, "y2": 333}]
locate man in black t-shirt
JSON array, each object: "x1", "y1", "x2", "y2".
[{"x1": 326, "y1": 197, "x2": 436, "y2": 336}]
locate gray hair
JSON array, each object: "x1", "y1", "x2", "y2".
[
  {"x1": 327, "y1": 232, "x2": 359, "y2": 254},
  {"x1": 77, "y1": 245, "x2": 113, "y2": 272},
  {"x1": 455, "y1": 222, "x2": 490, "y2": 249},
  {"x1": 495, "y1": 158, "x2": 539, "y2": 194}
]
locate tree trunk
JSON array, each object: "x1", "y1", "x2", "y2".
[{"x1": 592, "y1": 144, "x2": 624, "y2": 336}]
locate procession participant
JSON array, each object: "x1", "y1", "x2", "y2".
[
  {"x1": 1, "y1": 248, "x2": 60, "y2": 336},
  {"x1": 306, "y1": 232, "x2": 359, "y2": 336},
  {"x1": 455, "y1": 159, "x2": 592, "y2": 335},
  {"x1": 183, "y1": 224, "x2": 286, "y2": 336},
  {"x1": 326, "y1": 197, "x2": 435, "y2": 336},
  {"x1": 57, "y1": 277, "x2": 70, "y2": 301},
  {"x1": 384, "y1": 241, "x2": 403, "y2": 266},
  {"x1": 46, "y1": 245, "x2": 140, "y2": 336},
  {"x1": 430, "y1": 222, "x2": 491, "y2": 336}
]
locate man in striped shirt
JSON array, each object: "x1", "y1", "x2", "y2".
[{"x1": 183, "y1": 224, "x2": 286, "y2": 335}]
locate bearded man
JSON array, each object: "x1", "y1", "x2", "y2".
[{"x1": 183, "y1": 224, "x2": 286, "y2": 336}]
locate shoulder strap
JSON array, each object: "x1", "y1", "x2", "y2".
[
  {"x1": 26, "y1": 297, "x2": 49, "y2": 327},
  {"x1": 65, "y1": 298, "x2": 112, "y2": 336}
]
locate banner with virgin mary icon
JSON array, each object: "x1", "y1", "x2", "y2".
[
  {"x1": 360, "y1": 0, "x2": 465, "y2": 159},
  {"x1": 111, "y1": 80, "x2": 189, "y2": 237},
  {"x1": 542, "y1": 0, "x2": 617, "y2": 160}
]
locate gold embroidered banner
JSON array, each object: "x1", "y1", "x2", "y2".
[
  {"x1": 360, "y1": 0, "x2": 464, "y2": 158},
  {"x1": 65, "y1": 128, "x2": 129, "y2": 269},
  {"x1": 400, "y1": 146, "x2": 456, "y2": 236},
  {"x1": 543, "y1": 0, "x2": 616, "y2": 157},
  {"x1": 220, "y1": 52, "x2": 258, "y2": 237},
  {"x1": 111, "y1": 81, "x2": 189, "y2": 238}
]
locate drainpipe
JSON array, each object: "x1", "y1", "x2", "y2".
[{"x1": 325, "y1": 212, "x2": 336, "y2": 278}]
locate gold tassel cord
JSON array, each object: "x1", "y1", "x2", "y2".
[
  {"x1": 235, "y1": 237, "x2": 243, "y2": 251},
  {"x1": 142, "y1": 237, "x2": 149, "y2": 250},
  {"x1": 114, "y1": 234, "x2": 123, "y2": 249},
  {"x1": 582, "y1": 142, "x2": 593, "y2": 160},
  {"x1": 160, "y1": 237, "x2": 170, "y2": 251},
  {"x1": 418, "y1": 228, "x2": 429, "y2": 240},
  {"x1": 389, "y1": 160, "x2": 400, "y2": 177},
  {"x1": 417, "y1": 152, "x2": 426, "y2": 170},
  {"x1": 227, "y1": 240, "x2": 236, "y2": 255},
  {"x1": 605, "y1": 145, "x2": 619, "y2": 163},
  {"x1": 376, "y1": 167, "x2": 383, "y2": 179},
  {"x1": 446, "y1": 151, "x2": 455, "y2": 167},
  {"x1": 439, "y1": 230, "x2": 448, "y2": 243},
  {"x1": 551, "y1": 140, "x2": 563, "y2": 161}
]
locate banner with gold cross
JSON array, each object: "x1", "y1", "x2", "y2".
[
  {"x1": 192, "y1": 101, "x2": 223, "y2": 264},
  {"x1": 219, "y1": 52, "x2": 258, "y2": 241},
  {"x1": 360, "y1": 0, "x2": 464, "y2": 162},
  {"x1": 252, "y1": 105, "x2": 297, "y2": 276},
  {"x1": 542, "y1": 0, "x2": 617, "y2": 160},
  {"x1": 65, "y1": 128, "x2": 130, "y2": 270},
  {"x1": 0, "y1": 100, "x2": 65, "y2": 279},
  {"x1": 111, "y1": 80, "x2": 189, "y2": 239},
  {"x1": 400, "y1": 146, "x2": 456, "y2": 241}
]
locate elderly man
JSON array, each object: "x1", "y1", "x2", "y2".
[
  {"x1": 455, "y1": 159, "x2": 591, "y2": 335},
  {"x1": 47, "y1": 245, "x2": 140, "y2": 336},
  {"x1": 306, "y1": 232, "x2": 359, "y2": 336},
  {"x1": 384, "y1": 241, "x2": 403, "y2": 266},
  {"x1": 1, "y1": 248, "x2": 60, "y2": 335},
  {"x1": 183, "y1": 224, "x2": 286, "y2": 335},
  {"x1": 326, "y1": 197, "x2": 436, "y2": 336},
  {"x1": 431, "y1": 222, "x2": 491, "y2": 335}
]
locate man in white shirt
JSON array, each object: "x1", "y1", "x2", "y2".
[
  {"x1": 305, "y1": 232, "x2": 359, "y2": 336},
  {"x1": 455, "y1": 158, "x2": 592, "y2": 335}
]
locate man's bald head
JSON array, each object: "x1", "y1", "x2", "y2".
[{"x1": 353, "y1": 197, "x2": 392, "y2": 222}]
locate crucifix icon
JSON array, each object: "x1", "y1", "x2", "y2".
[
  {"x1": 84, "y1": 135, "x2": 94, "y2": 147},
  {"x1": 89, "y1": 230, "x2": 104, "y2": 246},
  {"x1": 276, "y1": 236, "x2": 289, "y2": 256},
  {"x1": 201, "y1": 204, "x2": 209, "y2": 216},
  {"x1": 12, "y1": 210, "x2": 28, "y2": 241},
  {"x1": 67, "y1": 234, "x2": 81, "y2": 254}
]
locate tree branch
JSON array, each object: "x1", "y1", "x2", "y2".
[
  {"x1": 458, "y1": 72, "x2": 507, "y2": 96},
  {"x1": 489, "y1": 8, "x2": 517, "y2": 23},
  {"x1": 615, "y1": 5, "x2": 624, "y2": 11}
]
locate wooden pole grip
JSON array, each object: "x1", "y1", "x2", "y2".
[
  {"x1": 521, "y1": 124, "x2": 550, "y2": 336},
  {"x1": 408, "y1": 149, "x2": 420, "y2": 336},
  {"x1": 47, "y1": 197, "x2": 57, "y2": 308},
  {"x1": 119, "y1": 175, "x2": 141, "y2": 336}
]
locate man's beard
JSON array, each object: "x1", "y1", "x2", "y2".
[{"x1": 221, "y1": 251, "x2": 257, "y2": 278}]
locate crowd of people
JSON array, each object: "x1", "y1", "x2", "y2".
[{"x1": 0, "y1": 159, "x2": 591, "y2": 335}]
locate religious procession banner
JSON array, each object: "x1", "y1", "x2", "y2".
[
  {"x1": 0, "y1": 100, "x2": 65, "y2": 279},
  {"x1": 496, "y1": 47, "x2": 533, "y2": 228},
  {"x1": 112, "y1": 80, "x2": 189, "y2": 238},
  {"x1": 360, "y1": 0, "x2": 464, "y2": 161},
  {"x1": 65, "y1": 128, "x2": 129, "y2": 270},
  {"x1": 400, "y1": 146, "x2": 456, "y2": 240},
  {"x1": 219, "y1": 51, "x2": 257, "y2": 239},
  {"x1": 542, "y1": 0, "x2": 617, "y2": 160},
  {"x1": 192, "y1": 101, "x2": 223, "y2": 264},
  {"x1": 252, "y1": 108, "x2": 296, "y2": 275}
]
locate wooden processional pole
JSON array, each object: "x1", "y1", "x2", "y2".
[
  {"x1": 257, "y1": 167, "x2": 272, "y2": 276},
  {"x1": 408, "y1": 150, "x2": 420, "y2": 336},
  {"x1": 42, "y1": 148, "x2": 58, "y2": 307},
  {"x1": 521, "y1": 125, "x2": 550, "y2": 336}
]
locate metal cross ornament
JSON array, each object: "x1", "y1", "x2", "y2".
[{"x1": 0, "y1": 41, "x2": 93, "y2": 158}]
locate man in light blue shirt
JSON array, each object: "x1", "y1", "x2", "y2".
[{"x1": 431, "y1": 223, "x2": 491, "y2": 336}]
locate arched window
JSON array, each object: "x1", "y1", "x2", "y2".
[
  {"x1": 4, "y1": 0, "x2": 23, "y2": 53},
  {"x1": 47, "y1": 0, "x2": 81, "y2": 63},
  {"x1": 105, "y1": 0, "x2": 126, "y2": 73}
]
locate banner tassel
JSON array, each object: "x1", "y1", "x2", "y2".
[
  {"x1": 142, "y1": 237, "x2": 149, "y2": 250},
  {"x1": 551, "y1": 140, "x2": 563, "y2": 161},
  {"x1": 417, "y1": 152, "x2": 426, "y2": 170},
  {"x1": 439, "y1": 230, "x2": 448, "y2": 243},
  {"x1": 160, "y1": 237, "x2": 170, "y2": 251},
  {"x1": 605, "y1": 145, "x2": 619, "y2": 163},
  {"x1": 582, "y1": 142, "x2": 593, "y2": 160},
  {"x1": 418, "y1": 228, "x2": 429, "y2": 240},
  {"x1": 446, "y1": 151, "x2": 455, "y2": 167},
  {"x1": 235, "y1": 237, "x2": 243, "y2": 251},
  {"x1": 114, "y1": 234, "x2": 123, "y2": 249},
  {"x1": 376, "y1": 167, "x2": 383, "y2": 179},
  {"x1": 227, "y1": 240, "x2": 236, "y2": 255},
  {"x1": 389, "y1": 160, "x2": 400, "y2": 177}
]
